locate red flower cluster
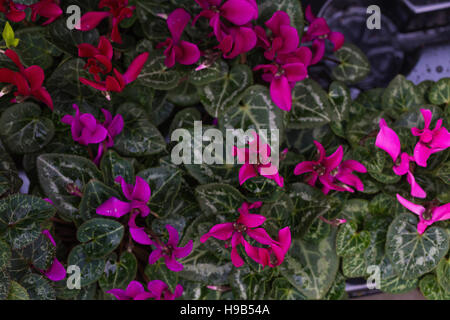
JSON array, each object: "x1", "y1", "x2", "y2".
[{"x1": 0, "y1": 0, "x2": 62, "y2": 25}]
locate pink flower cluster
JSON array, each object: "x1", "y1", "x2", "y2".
[
  {"x1": 0, "y1": 0, "x2": 62, "y2": 25},
  {"x1": 294, "y1": 141, "x2": 367, "y2": 195},
  {"x1": 61, "y1": 104, "x2": 123, "y2": 165},
  {"x1": 78, "y1": 36, "x2": 149, "y2": 95},
  {"x1": 0, "y1": 49, "x2": 53, "y2": 109},
  {"x1": 375, "y1": 109, "x2": 450, "y2": 199},
  {"x1": 96, "y1": 176, "x2": 193, "y2": 272},
  {"x1": 200, "y1": 202, "x2": 291, "y2": 268},
  {"x1": 107, "y1": 280, "x2": 183, "y2": 300}
]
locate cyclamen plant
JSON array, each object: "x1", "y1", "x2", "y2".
[{"x1": 0, "y1": 0, "x2": 448, "y2": 302}]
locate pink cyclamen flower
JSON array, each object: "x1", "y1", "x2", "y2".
[
  {"x1": 232, "y1": 131, "x2": 284, "y2": 187},
  {"x1": 0, "y1": 0, "x2": 26, "y2": 22},
  {"x1": 76, "y1": 0, "x2": 135, "y2": 44},
  {"x1": 396, "y1": 194, "x2": 450, "y2": 234},
  {"x1": 200, "y1": 202, "x2": 276, "y2": 267},
  {"x1": 41, "y1": 230, "x2": 66, "y2": 282},
  {"x1": 80, "y1": 51, "x2": 149, "y2": 94},
  {"x1": 411, "y1": 109, "x2": 450, "y2": 167},
  {"x1": 0, "y1": 49, "x2": 53, "y2": 109},
  {"x1": 148, "y1": 224, "x2": 193, "y2": 272},
  {"x1": 30, "y1": 0, "x2": 63, "y2": 26},
  {"x1": 147, "y1": 280, "x2": 183, "y2": 300},
  {"x1": 244, "y1": 226, "x2": 291, "y2": 268},
  {"x1": 302, "y1": 5, "x2": 344, "y2": 64},
  {"x1": 157, "y1": 8, "x2": 200, "y2": 68},
  {"x1": 61, "y1": 104, "x2": 108, "y2": 146},
  {"x1": 376, "y1": 119, "x2": 426, "y2": 198},
  {"x1": 97, "y1": 176, "x2": 153, "y2": 245},
  {"x1": 107, "y1": 281, "x2": 153, "y2": 300},
  {"x1": 254, "y1": 62, "x2": 307, "y2": 111},
  {"x1": 216, "y1": 25, "x2": 256, "y2": 59},
  {"x1": 255, "y1": 11, "x2": 299, "y2": 61},
  {"x1": 78, "y1": 36, "x2": 114, "y2": 82},
  {"x1": 294, "y1": 141, "x2": 366, "y2": 195}
]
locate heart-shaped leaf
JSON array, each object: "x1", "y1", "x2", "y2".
[
  {"x1": 7, "y1": 281, "x2": 29, "y2": 300},
  {"x1": 332, "y1": 43, "x2": 370, "y2": 84},
  {"x1": 428, "y1": 77, "x2": 450, "y2": 105},
  {"x1": 195, "y1": 184, "x2": 245, "y2": 218},
  {"x1": 79, "y1": 180, "x2": 122, "y2": 221},
  {"x1": 99, "y1": 252, "x2": 137, "y2": 292},
  {"x1": 419, "y1": 274, "x2": 450, "y2": 300},
  {"x1": 67, "y1": 244, "x2": 105, "y2": 287},
  {"x1": 137, "y1": 51, "x2": 180, "y2": 90},
  {"x1": 336, "y1": 221, "x2": 371, "y2": 257},
  {"x1": 20, "y1": 274, "x2": 55, "y2": 300}
]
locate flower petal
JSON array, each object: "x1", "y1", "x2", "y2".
[
  {"x1": 77, "y1": 12, "x2": 111, "y2": 31},
  {"x1": 167, "y1": 8, "x2": 191, "y2": 43},
  {"x1": 200, "y1": 223, "x2": 234, "y2": 242},
  {"x1": 375, "y1": 118, "x2": 401, "y2": 162},
  {"x1": 270, "y1": 75, "x2": 292, "y2": 111},
  {"x1": 220, "y1": 0, "x2": 256, "y2": 25},
  {"x1": 396, "y1": 194, "x2": 425, "y2": 216},
  {"x1": 96, "y1": 197, "x2": 131, "y2": 218},
  {"x1": 45, "y1": 258, "x2": 66, "y2": 282}
]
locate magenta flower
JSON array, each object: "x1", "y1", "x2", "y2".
[
  {"x1": 396, "y1": 194, "x2": 450, "y2": 234},
  {"x1": 411, "y1": 109, "x2": 450, "y2": 167},
  {"x1": 41, "y1": 230, "x2": 66, "y2": 282},
  {"x1": 294, "y1": 141, "x2": 366, "y2": 195},
  {"x1": 244, "y1": 226, "x2": 291, "y2": 268},
  {"x1": 148, "y1": 224, "x2": 193, "y2": 272},
  {"x1": 101, "y1": 108, "x2": 124, "y2": 148},
  {"x1": 147, "y1": 280, "x2": 183, "y2": 300},
  {"x1": 0, "y1": 49, "x2": 53, "y2": 109},
  {"x1": 107, "y1": 281, "x2": 153, "y2": 300},
  {"x1": 29, "y1": 0, "x2": 62, "y2": 26},
  {"x1": 157, "y1": 8, "x2": 200, "y2": 68},
  {"x1": 97, "y1": 176, "x2": 154, "y2": 245},
  {"x1": 232, "y1": 132, "x2": 284, "y2": 187},
  {"x1": 253, "y1": 62, "x2": 307, "y2": 111},
  {"x1": 193, "y1": 0, "x2": 258, "y2": 59},
  {"x1": 375, "y1": 119, "x2": 426, "y2": 198},
  {"x1": 0, "y1": 0, "x2": 26, "y2": 22},
  {"x1": 80, "y1": 52, "x2": 149, "y2": 94},
  {"x1": 61, "y1": 104, "x2": 108, "y2": 146},
  {"x1": 255, "y1": 11, "x2": 299, "y2": 61},
  {"x1": 78, "y1": 36, "x2": 114, "y2": 82},
  {"x1": 76, "y1": 0, "x2": 135, "y2": 44},
  {"x1": 200, "y1": 202, "x2": 276, "y2": 267},
  {"x1": 302, "y1": 5, "x2": 344, "y2": 64}
]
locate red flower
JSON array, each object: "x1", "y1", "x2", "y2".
[
  {"x1": 76, "y1": 0, "x2": 135, "y2": 44},
  {"x1": 30, "y1": 0, "x2": 63, "y2": 26},
  {"x1": 0, "y1": 0, "x2": 26, "y2": 23},
  {"x1": 79, "y1": 52, "x2": 149, "y2": 94},
  {"x1": 0, "y1": 49, "x2": 53, "y2": 109},
  {"x1": 78, "y1": 36, "x2": 114, "y2": 82}
]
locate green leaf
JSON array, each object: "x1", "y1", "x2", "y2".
[
  {"x1": 0, "y1": 269, "x2": 10, "y2": 300},
  {"x1": 137, "y1": 51, "x2": 180, "y2": 90},
  {"x1": 37, "y1": 154, "x2": 103, "y2": 221},
  {"x1": 79, "y1": 180, "x2": 122, "y2": 221},
  {"x1": 99, "y1": 252, "x2": 137, "y2": 292},
  {"x1": 2, "y1": 22, "x2": 19, "y2": 48},
  {"x1": 340, "y1": 199, "x2": 369, "y2": 224},
  {"x1": 189, "y1": 59, "x2": 229, "y2": 86},
  {"x1": 77, "y1": 218, "x2": 124, "y2": 258},
  {"x1": 67, "y1": 244, "x2": 106, "y2": 287},
  {"x1": 169, "y1": 108, "x2": 202, "y2": 134},
  {"x1": 428, "y1": 77, "x2": 450, "y2": 105},
  {"x1": 382, "y1": 75, "x2": 425, "y2": 119},
  {"x1": 419, "y1": 274, "x2": 450, "y2": 300},
  {"x1": 168, "y1": 81, "x2": 200, "y2": 107},
  {"x1": 114, "y1": 103, "x2": 166, "y2": 157},
  {"x1": 195, "y1": 183, "x2": 245, "y2": 217},
  {"x1": 436, "y1": 161, "x2": 450, "y2": 185},
  {"x1": 328, "y1": 81, "x2": 350, "y2": 122},
  {"x1": 7, "y1": 281, "x2": 29, "y2": 300},
  {"x1": 369, "y1": 193, "x2": 403, "y2": 216},
  {"x1": 20, "y1": 274, "x2": 55, "y2": 300},
  {"x1": 436, "y1": 257, "x2": 450, "y2": 292},
  {"x1": 256, "y1": 0, "x2": 304, "y2": 38},
  {"x1": 323, "y1": 273, "x2": 347, "y2": 300},
  {"x1": 288, "y1": 183, "x2": 331, "y2": 239},
  {"x1": 332, "y1": 43, "x2": 370, "y2": 84},
  {"x1": 100, "y1": 150, "x2": 135, "y2": 186},
  {"x1": 145, "y1": 259, "x2": 180, "y2": 292},
  {"x1": 0, "y1": 240, "x2": 11, "y2": 270},
  {"x1": 242, "y1": 176, "x2": 284, "y2": 202},
  {"x1": 14, "y1": 232, "x2": 56, "y2": 271},
  {"x1": 281, "y1": 231, "x2": 339, "y2": 300},
  {"x1": 220, "y1": 85, "x2": 285, "y2": 139},
  {"x1": 138, "y1": 166, "x2": 182, "y2": 218},
  {"x1": 378, "y1": 256, "x2": 418, "y2": 294},
  {"x1": 0, "y1": 194, "x2": 55, "y2": 249},
  {"x1": 386, "y1": 214, "x2": 449, "y2": 280},
  {"x1": 197, "y1": 64, "x2": 253, "y2": 118},
  {"x1": 270, "y1": 277, "x2": 307, "y2": 300},
  {"x1": 287, "y1": 79, "x2": 332, "y2": 129},
  {"x1": 178, "y1": 252, "x2": 233, "y2": 285},
  {"x1": 336, "y1": 221, "x2": 371, "y2": 257},
  {"x1": 15, "y1": 27, "x2": 61, "y2": 70},
  {"x1": 0, "y1": 103, "x2": 55, "y2": 154},
  {"x1": 47, "y1": 18, "x2": 99, "y2": 56},
  {"x1": 342, "y1": 253, "x2": 367, "y2": 278},
  {"x1": 229, "y1": 267, "x2": 267, "y2": 300}
]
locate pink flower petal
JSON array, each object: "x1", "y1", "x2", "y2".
[
  {"x1": 173, "y1": 240, "x2": 193, "y2": 259},
  {"x1": 328, "y1": 31, "x2": 345, "y2": 51},
  {"x1": 393, "y1": 152, "x2": 411, "y2": 175},
  {"x1": 310, "y1": 39, "x2": 325, "y2": 65},
  {"x1": 126, "y1": 281, "x2": 145, "y2": 298},
  {"x1": 77, "y1": 11, "x2": 111, "y2": 31},
  {"x1": 238, "y1": 163, "x2": 258, "y2": 185},
  {"x1": 246, "y1": 228, "x2": 274, "y2": 245},
  {"x1": 220, "y1": 0, "x2": 256, "y2": 25},
  {"x1": 270, "y1": 75, "x2": 292, "y2": 111},
  {"x1": 406, "y1": 171, "x2": 427, "y2": 199},
  {"x1": 396, "y1": 194, "x2": 425, "y2": 216},
  {"x1": 375, "y1": 119, "x2": 401, "y2": 162},
  {"x1": 45, "y1": 258, "x2": 66, "y2": 282},
  {"x1": 132, "y1": 176, "x2": 151, "y2": 203},
  {"x1": 164, "y1": 255, "x2": 184, "y2": 272},
  {"x1": 413, "y1": 143, "x2": 433, "y2": 168},
  {"x1": 324, "y1": 145, "x2": 343, "y2": 170},
  {"x1": 148, "y1": 249, "x2": 162, "y2": 265},
  {"x1": 123, "y1": 52, "x2": 149, "y2": 84},
  {"x1": 200, "y1": 223, "x2": 234, "y2": 242},
  {"x1": 432, "y1": 204, "x2": 450, "y2": 223},
  {"x1": 176, "y1": 41, "x2": 201, "y2": 65},
  {"x1": 283, "y1": 63, "x2": 307, "y2": 82},
  {"x1": 167, "y1": 8, "x2": 191, "y2": 43},
  {"x1": 96, "y1": 197, "x2": 131, "y2": 218},
  {"x1": 237, "y1": 212, "x2": 266, "y2": 228}
]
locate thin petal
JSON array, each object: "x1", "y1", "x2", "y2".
[
  {"x1": 237, "y1": 212, "x2": 266, "y2": 228},
  {"x1": 123, "y1": 52, "x2": 149, "y2": 84},
  {"x1": 167, "y1": 8, "x2": 191, "y2": 43},
  {"x1": 96, "y1": 197, "x2": 131, "y2": 218},
  {"x1": 166, "y1": 224, "x2": 180, "y2": 247},
  {"x1": 77, "y1": 12, "x2": 111, "y2": 31},
  {"x1": 406, "y1": 172, "x2": 427, "y2": 199},
  {"x1": 164, "y1": 255, "x2": 184, "y2": 272},
  {"x1": 246, "y1": 228, "x2": 274, "y2": 245},
  {"x1": 200, "y1": 223, "x2": 234, "y2": 242},
  {"x1": 239, "y1": 164, "x2": 258, "y2": 185},
  {"x1": 375, "y1": 119, "x2": 401, "y2": 162},
  {"x1": 270, "y1": 75, "x2": 292, "y2": 111},
  {"x1": 414, "y1": 143, "x2": 433, "y2": 168},
  {"x1": 396, "y1": 194, "x2": 426, "y2": 216},
  {"x1": 324, "y1": 146, "x2": 344, "y2": 170},
  {"x1": 132, "y1": 176, "x2": 151, "y2": 203},
  {"x1": 148, "y1": 249, "x2": 162, "y2": 265},
  {"x1": 220, "y1": 0, "x2": 256, "y2": 25},
  {"x1": 45, "y1": 258, "x2": 66, "y2": 282},
  {"x1": 173, "y1": 240, "x2": 193, "y2": 259}
]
